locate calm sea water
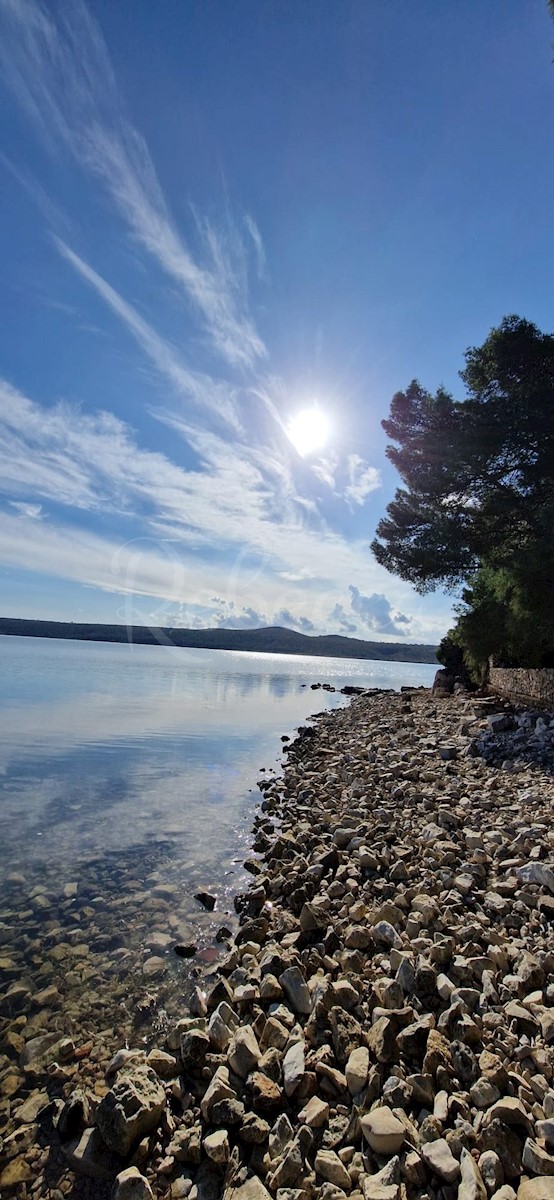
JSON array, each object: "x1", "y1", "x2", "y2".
[
  {"x1": 0, "y1": 635, "x2": 436, "y2": 1048},
  {"x1": 0, "y1": 635, "x2": 436, "y2": 882}
]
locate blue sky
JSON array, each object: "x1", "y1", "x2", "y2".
[{"x1": 0, "y1": 0, "x2": 552, "y2": 643}]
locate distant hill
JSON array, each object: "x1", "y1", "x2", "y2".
[{"x1": 0, "y1": 616, "x2": 438, "y2": 664}]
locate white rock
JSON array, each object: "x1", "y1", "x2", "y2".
[
  {"x1": 516, "y1": 862, "x2": 554, "y2": 894},
  {"x1": 227, "y1": 1025, "x2": 260, "y2": 1079},
  {"x1": 478, "y1": 1149, "x2": 503, "y2": 1194},
  {"x1": 113, "y1": 1167, "x2": 155, "y2": 1200},
  {"x1": 223, "y1": 1178, "x2": 272, "y2": 1200},
  {"x1": 106, "y1": 1049, "x2": 146, "y2": 1078},
  {"x1": 203, "y1": 1129, "x2": 230, "y2": 1164},
  {"x1": 522, "y1": 1138, "x2": 554, "y2": 1176},
  {"x1": 346, "y1": 1045, "x2": 369, "y2": 1095},
  {"x1": 362, "y1": 1157, "x2": 401, "y2": 1199},
  {"x1": 458, "y1": 1147, "x2": 487, "y2": 1200},
  {"x1": 298, "y1": 1095, "x2": 329, "y2": 1128},
  {"x1": 314, "y1": 1149, "x2": 352, "y2": 1191},
  {"x1": 282, "y1": 1040, "x2": 305, "y2": 1098},
  {"x1": 268, "y1": 1113, "x2": 294, "y2": 1165},
  {"x1": 516, "y1": 1180, "x2": 554, "y2": 1199},
  {"x1": 421, "y1": 1138, "x2": 460, "y2": 1183},
  {"x1": 201, "y1": 1066, "x2": 234, "y2": 1120},
  {"x1": 96, "y1": 1065, "x2": 166, "y2": 1157},
  {"x1": 361, "y1": 1107, "x2": 405, "y2": 1154},
  {"x1": 537, "y1": 1119, "x2": 554, "y2": 1151},
  {"x1": 279, "y1": 966, "x2": 312, "y2": 1014},
  {"x1": 372, "y1": 921, "x2": 402, "y2": 949},
  {"x1": 208, "y1": 1002, "x2": 238, "y2": 1051}
]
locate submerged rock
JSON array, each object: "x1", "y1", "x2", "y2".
[{"x1": 18, "y1": 687, "x2": 554, "y2": 1200}]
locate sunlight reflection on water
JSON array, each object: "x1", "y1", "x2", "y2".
[
  {"x1": 0, "y1": 635, "x2": 435, "y2": 873},
  {"x1": 0, "y1": 635, "x2": 435, "y2": 1053}
]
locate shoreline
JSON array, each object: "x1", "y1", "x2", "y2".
[
  {"x1": 2, "y1": 688, "x2": 554, "y2": 1198},
  {"x1": 0, "y1": 620, "x2": 438, "y2": 665}
]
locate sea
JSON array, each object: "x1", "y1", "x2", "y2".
[{"x1": 0, "y1": 634, "x2": 436, "y2": 1050}]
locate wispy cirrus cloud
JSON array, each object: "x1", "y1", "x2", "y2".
[
  {"x1": 344, "y1": 454, "x2": 382, "y2": 507},
  {"x1": 0, "y1": 379, "x2": 316, "y2": 566},
  {"x1": 244, "y1": 215, "x2": 266, "y2": 280},
  {"x1": 8, "y1": 500, "x2": 43, "y2": 519},
  {"x1": 0, "y1": 0, "x2": 265, "y2": 369},
  {"x1": 0, "y1": 1, "x2": 451, "y2": 645},
  {"x1": 54, "y1": 240, "x2": 241, "y2": 430},
  {"x1": 0, "y1": 377, "x2": 432, "y2": 637},
  {"x1": 311, "y1": 452, "x2": 382, "y2": 507}
]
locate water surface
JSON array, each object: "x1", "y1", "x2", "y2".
[
  {"x1": 0, "y1": 635, "x2": 436, "y2": 872},
  {"x1": 0, "y1": 635, "x2": 435, "y2": 1050}
]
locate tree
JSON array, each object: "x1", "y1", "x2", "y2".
[
  {"x1": 453, "y1": 552, "x2": 554, "y2": 673},
  {"x1": 435, "y1": 631, "x2": 473, "y2": 688},
  {"x1": 371, "y1": 316, "x2": 554, "y2": 669}
]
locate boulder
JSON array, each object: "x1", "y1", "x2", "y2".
[
  {"x1": 223, "y1": 1178, "x2": 272, "y2": 1200},
  {"x1": 361, "y1": 1107, "x2": 405, "y2": 1155},
  {"x1": 279, "y1": 966, "x2": 312, "y2": 1014},
  {"x1": 458, "y1": 1147, "x2": 487, "y2": 1200},
  {"x1": 96, "y1": 1065, "x2": 166, "y2": 1157},
  {"x1": 421, "y1": 1138, "x2": 460, "y2": 1183},
  {"x1": 113, "y1": 1167, "x2": 155, "y2": 1199},
  {"x1": 227, "y1": 1026, "x2": 261, "y2": 1079},
  {"x1": 517, "y1": 1181, "x2": 554, "y2": 1200},
  {"x1": 63, "y1": 1126, "x2": 123, "y2": 1180},
  {"x1": 283, "y1": 1040, "x2": 305, "y2": 1098},
  {"x1": 315, "y1": 1149, "x2": 352, "y2": 1191}
]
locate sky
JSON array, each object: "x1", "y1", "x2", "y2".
[{"x1": 0, "y1": 0, "x2": 553, "y2": 645}]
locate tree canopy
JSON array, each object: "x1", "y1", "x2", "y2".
[{"x1": 372, "y1": 316, "x2": 554, "y2": 670}]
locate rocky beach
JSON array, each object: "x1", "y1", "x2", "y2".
[{"x1": 1, "y1": 686, "x2": 554, "y2": 1200}]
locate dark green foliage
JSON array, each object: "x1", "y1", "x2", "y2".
[
  {"x1": 454, "y1": 558, "x2": 554, "y2": 677},
  {"x1": 436, "y1": 633, "x2": 469, "y2": 679},
  {"x1": 372, "y1": 316, "x2": 554, "y2": 591},
  {"x1": 372, "y1": 316, "x2": 554, "y2": 671}
]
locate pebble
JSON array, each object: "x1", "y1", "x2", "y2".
[
  {"x1": 361, "y1": 1107, "x2": 406, "y2": 1155},
  {"x1": 2, "y1": 688, "x2": 554, "y2": 1199},
  {"x1": 113, "y1": 1166, "x2": 156, "y2": 1199},
  {"x1": 421, "y1": 1137, "x2": 461, "y2": 1183}
]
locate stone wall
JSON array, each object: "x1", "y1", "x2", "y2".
[{"x1": 489, "y1": 665, "x2": 554, "y2": 707}]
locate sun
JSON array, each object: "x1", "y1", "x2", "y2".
[{"x1": 286, "y1": 406, "x2": 331, "y2": 457}]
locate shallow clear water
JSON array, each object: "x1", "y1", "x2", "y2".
[
  {"x1": 0, "y1": 635, "x2": 436, "y2": 878},
  {"x1": 0, "y1": 635, "x2": 436, "y2": 1049}
]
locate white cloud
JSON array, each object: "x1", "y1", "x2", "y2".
[
  {"x1": 244, "y1": 215, "x2": 266, "y2": 279},
  {"x1": 0, "y1": 151, "x2": 74, "y2": 238},
  {"x1": 329, "y1": 602, "x2": 357, "y2": 635},
  {"x1": 0, "y1": 377, "x2": 451, "y2": 640},
  {"x1": 310, "y1": 453, "x2": 381, "y2": 508},
  {"x1": 8, "y1": 500, "x2": 43, "y2": 519},
  {"x1": 344, "y1": 455, "x2": 382, "y2": 506},
  {"x1": 311, "y1": 456, "x2": 337, "y2": 490},
  {"x1": 349, "y1": 585, "x2": 412, "y2": 637},
  {"x1": 273, "y1": 608, "x2": 315, "y2": 633},
  {"x1": 55, "y1": 241, "x2": 241, "y2": 430},
  {"x1": 0, "y1": 0, "x2": 265, "y2": 369},
  {"x1": 215, "y1": 603, "x2": 267, "y2": 630}
]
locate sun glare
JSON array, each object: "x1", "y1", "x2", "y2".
[{"x1": 286, "y1": 406, "x2": 331, "y2": 457}]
